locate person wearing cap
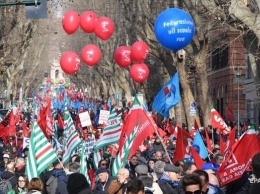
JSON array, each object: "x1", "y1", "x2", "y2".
[
  {"x1": 158, "y1": 163, "x2": 181, "y2": 194},
  {"x1": 135, "y1": 165, "x2": 163, "y2": 194},
  {"x1": 201, "y1": 163, "x2": 218, "y2": 174},
  {"x1": 92, "y1": 167, "x2": 116, "y2": 194}
]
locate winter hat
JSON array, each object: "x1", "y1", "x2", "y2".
[
  {"x1": 135, "y1": 164, "x2": 148, "y2": 175},
  {"x1": 67, "y1": 173, "x2": 90, "y2": 194},
  {"x1": 95, "y1": 167, "x2": 107, "y2": 176},
  {"x1": 164, "y1": 164, "x2": 180, "y2": 173}
]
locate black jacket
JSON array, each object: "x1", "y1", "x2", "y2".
[{"x1": 158, "y1": 179, "x2": 177, "y2": 194}]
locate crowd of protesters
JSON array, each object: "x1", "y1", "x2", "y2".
[{"x1": 0, "y1": 100, "x2": 259, "y2": 194}]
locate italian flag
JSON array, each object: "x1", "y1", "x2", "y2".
[{"x1": 26, "y1": 120, "x2": 58, "y2": 181}]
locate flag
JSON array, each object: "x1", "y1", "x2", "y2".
[
  {"x1": 225, "y1": 103, "x2": 234, "y2": 123},
  {"x1": 173, "y1": 125, "x2": 193, "y2": 163},
  {"x1": 62, "y1": 110, "x2": 81, "y2": 164},
  {"x1": 211, "y1": 107, "x2": 230, "y2": 133},
  {"x1": 190, "y1": 146, "x2": 204, "y2": 169},
  {"x1": 8, "y1": 110, "x2": 16, "y2": 137},
  {"x1": 205, "y1": 129, "x2": 213, "y2": 153},
  {"x1": 37, "y1": 96, "x2": 53, "y2": 139},
  {"x1": 94, "y1": 108, "x2": 122, "y2": 151},
  {"x1": 152, "y1": 72, "x2": 180, "y2": 118},
  {"x1": 217, "y1": 126, "x2": 260, "y2": 186},
  {"x1": 194, "y1": 119, "x2": 199, "y2": 130},
  {"x1": 80, "y1": 143, "x2": 91, "y2": 186},
  {"x1": 26, "y1": 120, "x2": 58, "y2": 181},
  {"x1": 93, "y1": 149, "x2": 102, "y2": 170},
  {"x1": 112, "y1": 120, "x2": 140, "y2": 176},
  {"x1": 52, "y1": 136, "x2": 63, "y2": 153},
  {"x1": 118, "y1": 97, "x2": 156, "y2": 158},
  {"x1": 193, "y1": 131, "x2": 208, "y2": 159}
]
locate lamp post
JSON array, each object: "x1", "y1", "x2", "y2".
[{"x1": 234, "y1": 64, "x2": 243, "y2": 138}]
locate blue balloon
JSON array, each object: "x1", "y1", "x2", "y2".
[{"x1": 154, "y1": 8, "x2": 195, "y2": 51}]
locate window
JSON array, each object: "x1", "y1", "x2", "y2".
[
  {"x1": 44, "y1": 72, "x2": 48, "y2": 78},
  {"x1": 212, "y1": 44, "x2": 229, "y2": 70},
  {"x1": 55, "y1": 70, "x2": 59, "y2": 79}
]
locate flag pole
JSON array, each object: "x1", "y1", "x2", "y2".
[{"x1": 154, "y1": 129, "x2": 173, "y2": 165}]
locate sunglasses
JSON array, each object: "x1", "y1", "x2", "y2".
[
  {"x1": 185, "y1": 190, "x2": 201, "y2": 194},
  {"x1": 18, "y1": 180, "x2": 25, "y2": 182},
  {"x1": 101, "y1": 163, "x2": 107, "y2": 166}
]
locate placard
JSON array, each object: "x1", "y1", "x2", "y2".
[
  {"x1": 99, "y1": 110, "x2": 110, "y2": 124},
  {"x1": 79, "y1": 111, "x2": 92, "y2": 127}
]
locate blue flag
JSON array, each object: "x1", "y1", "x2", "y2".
[
  {"x1": 193, "y1": 131, "x2": 208, "y2": 159},
  {"x1": 152, "y1": 72, "x2": 180, "y2": 118}
]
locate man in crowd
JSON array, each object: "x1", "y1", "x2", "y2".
[
  {"x1": 158, "y1": 163, "x2": 181, "y2": 194},
  {"x1": 92, "y1": 167, "x2": 116, "y2": 194},
  {"x1": 107, "y1": 168, "x2": 129, "y2": 194}
]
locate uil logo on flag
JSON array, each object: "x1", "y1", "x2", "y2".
[{"x1": 164, "y1": 84, "x2": 176, "y2": 99}]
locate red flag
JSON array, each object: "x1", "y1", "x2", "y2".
[
  {"x1": 211, "y1": 108, "x2": 230, "y2": 133},
  {"x1": 118, "y1": 98, "x2": 156, "y2": 158},
  {"x1": 8, "y1": 110, "x2": 16, "y2": 137},
  {"x1": 37, "y1": 96, "x2": 53, "y2": 139},
  {"x1": 14, "y1": 103, "x2": 22, "y2": 125},
  {"x1": 190, "y1": 146, "x2": 204, "y2": 169},
  {"x1": 219, "y1": 135, "x2": 225, "y2": 155},
  {"x1": 58, "y1": 113, "x2": 64, "y2": 129},
  {"x1": 194, "y1": 119, "x2": 199, "y2": 130},
  {"x1": 205, "y1": 128, "x2": 213, "y2": 153},
  {"x1": 157, "y1": 127, "x2": 167, "y2": 137},
  {"x1": 0, "y1": 125, "x2": 8, "y2": 144},
  {"x1": 217, "y1": 129, "x2": 260, "y2": 186},
  {"x1": 222, "y1": 126, "x2": 236, "y2": 157},
  {"x1": 22, "y1": 121, "x2": 30, "y2": 138},
  {"x1": 173, "y1": 126, "x2": 193, "y2": 163},
  {"x1": 165, "y1": 120, "x2": 175, "y2": 134},
  {"x1": 225, "y1": 103, "x2": 234, "y2": 123}
]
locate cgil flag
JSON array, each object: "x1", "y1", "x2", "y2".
[
  {"x1": 217, "y1": 126, "x2": 260, "y2": 185},
  {"x1": 152, "y1": 72, "x2": 180, "y2": 118},
  {"x1": 62, "y1": 110, "x2": 81, "y2": 164},
  {"x1": 211, "y1": 107, "x2": 230, "y2": 133},
  {"x1": 94, "y1": 108, "x2": 122, "y2": 151},
  {"x1": 26, "y1": 120, "x2": 58, "y2": 181}
]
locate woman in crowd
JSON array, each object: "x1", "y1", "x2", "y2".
[{"x1": 27, "y1": 178, "x2": 43, "y2": 194}]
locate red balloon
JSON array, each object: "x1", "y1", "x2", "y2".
[
  {"x1": 50, "y1": 79, "x2": 54, "y2": 84},
  {"x1": 130, "y1": 41, "x2": 149, "y2": 63},
  {"x1": 80, "y1": 11, "x2": 98, "y2": 33},
  {"x1": 59, "y1": 79, "x2": 64, "y2": 84},
  {"x1": 114, "y1": 46, "x2": 132, "y2": 68},
  {"x1": 62, "y1": 10, "x2": 80, "y2": 35},
  {"x1": 46, "y1": 87, "x2": 51, "y2": 92},
  {"x1": 81, "y1": 44, "x2": 102, "y2": 66},
  {"x1": 60, "y1": 51, "x2": 80, "y2": 75},
  {"x1": 45, "y1": 78, "x2": 51, "y2": 83},
  {"x1": 94, "y1": 16, "x2": 115, "y2": 40},
  {"x1": 130, "y1": 63, "x2": 149, "y2": 83}
]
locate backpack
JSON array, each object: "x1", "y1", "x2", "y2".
[
  {"x1": 46, "y1": 175, "x2": 58, "y2": 194},
  {"x1": 0, "y1": 177, "x2": 13, "y2": 194}
]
